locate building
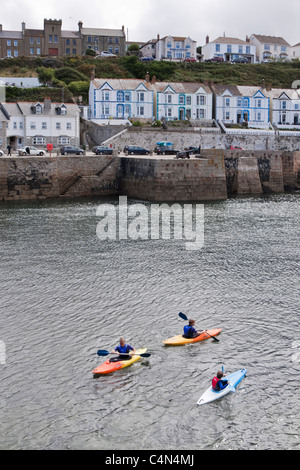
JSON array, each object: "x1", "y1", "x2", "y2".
[
  {"x1": 0, "y1": 98, "x2": 80, "y2": 150},
  {"x1": 202, "y1": 36, "x2": 256, "y2": 63},
  {"x1": 212, "y1": 84, "x2": 270, "y2": 127},
  {"x1": 250, "y1": 34, "x2": 291, "y2": 62},
  {"x1": 155, "y1": 81, "x2": 213, "y2": 121},
  {"x1": 0, "y1": 20, "x2": 126, "y2": 58},
  {"x1": 89, "y1": 78, "x2": 154, "y2": 121},
  {"x1": 269, "y1": 88, "x2": 300, "y2": 126},
  {"x1": 140, "y1": 35, "x2": 197, "y2": 61}
]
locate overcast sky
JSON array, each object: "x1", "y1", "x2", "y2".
[{"x1": 1, "y1": 0, "x2": 300, "y2": 46}]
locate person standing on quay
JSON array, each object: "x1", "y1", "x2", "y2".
[{"x1": 7, "y1": 144, "x2": 12, "y2": 156}]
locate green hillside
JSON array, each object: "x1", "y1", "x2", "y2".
[{"x1": 1, "y1": 55, "x2": 300, "y2": 105}]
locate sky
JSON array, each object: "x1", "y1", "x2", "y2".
[{"x1": 1, "y1": 0, "x2": 300, "y2": 46}]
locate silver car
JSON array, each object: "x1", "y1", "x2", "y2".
[{"x1": 19, "y1": 146, "x2": 46, "y2": 156}]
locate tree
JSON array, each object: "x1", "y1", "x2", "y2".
[{"x1": 36, "y1": 67, "x2": 54, "y2": 86}]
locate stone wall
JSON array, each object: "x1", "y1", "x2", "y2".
[
  {"x1": 102, "y1": 126, "x2": 300, "y2": 153},
  {"x1": 0, "y1": 155, "x2": 120, "y2": 201},
  {"x1": 120, "y1": 154, "x2": 227, "y2": 202}
]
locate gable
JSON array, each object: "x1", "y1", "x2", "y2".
[
  {"x1": 99, "y1": 82, "x2": 113, "y2": 91},
  {"x1": 278, "y1": 92, "x2": 290, "y2": 100},
  {"x1": 162, "y1": 85, "x2": 176, "y2": 94},
  {"x1": 135, "y1": 83, "x2": 148, "y2": 92},
  {"x1": 253, "y1": 90, "x2": 266, "y2": 99}
]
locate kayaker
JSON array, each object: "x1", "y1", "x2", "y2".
[
  {"x1": 110, "y1": 337, "x2": 136, "y2": 362},
  {"x1": 212, "y1": 371, "x2": 229, "y2": 391},
  {"x1": 182, "y1": 318, "x2": 201, "y2": 338}
]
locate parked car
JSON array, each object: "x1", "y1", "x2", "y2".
[
  {"x1": 139, "y1": 57, "x2": 154, "y2": 61},
  {"x1": 206, "y1": 56, "x2": 224, "y2": 62},
  {"x1": 232, "y1": 57, "x2": 249, "y2": 63},
  {"x1": 184, "y1": 146, "x2": 201, "y2": 155},
  {"x1": 98, "y1": 51, "x2": 116, "y2": 58},
  {"x1": 94, "y1": 145, "x2": 113, "y2": 155},
  {"x1": 176, "y1": 150, "x2": 191, "y2": 159},
  {"x1": 60, "y1": 146, "x2": 84, "y2": 155},
  {"x1": 123, "y1": 145, "x2": 150, "y2": 155},
  {"x1": 154, "y1": 146, "x2": 178, "y2": 155},
  {"x1": 18, "y1": 146, "x2": 46, "y2": 156}
]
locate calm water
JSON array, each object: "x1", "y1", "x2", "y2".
[{"x1": 0, "y1": 194, "x2": 299, "y2": 450}]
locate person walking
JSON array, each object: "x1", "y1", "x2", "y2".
[{"x1": 6, "y1": 144, "x2": 12, "y2": 156}]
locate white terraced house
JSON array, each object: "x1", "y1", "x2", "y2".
[
  {"x1": 202, "y1": 36, "x2": 256, "y2": 63},
  {"x1": 212, "y1": 84, "x2": 270, "y2": 127},
  {"x1": 155, "y1": 82, "x2": 213, "y2": 121},
  {"x1": 89, "y1": 78, "x2": 154, "y2": 121},
  {"x1": 268, "y1": 88, "x2": 300, "y2": 127},
  {"x1": 0, "y1": 99, "x2": 80, "y2": 150},
  {"x1": 249, "y1": 34, "x2": 291, "y2": 62}
]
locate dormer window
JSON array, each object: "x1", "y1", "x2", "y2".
[
  {"x1": 56, "y1": 104, "x2": 67, "y2": 115},
  {"x1": 32, "y1": 103, "x2": 42, "y2": 114}
]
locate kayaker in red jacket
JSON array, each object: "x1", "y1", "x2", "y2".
[{"x1": 212, "y1": 371, "x2": 229, "y2": 391}]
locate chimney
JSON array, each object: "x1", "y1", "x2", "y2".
[
  {"x1": 21, "y1": 22, "x2": 25, "y2": 34},
  {"x1": 157, "y1": 34, "x2": 160, "y2": 41},
  {"x1": 145, "y1": 72, "x2": 150, "y2": 82},
  {"x1": 44, "y1": 97, "x2": 51, "y2": 110},
  {"x1": 78, "y1": 21, "x2": 83, "y2": 32},
  {"x1": 266, "y1": 83, "x2": 272, "y2": 91},
  {"x1": 246, "y1": 35, "x2": 250, "y2": 43},
  {"x1": 206, "y1": 35, "x2": 209, "y2": 44},
  {"x1": 151, "y1": 75, "x2": 156, "y2": 84}
]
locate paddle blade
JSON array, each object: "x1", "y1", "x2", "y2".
[
  {"x1": 140, "y1": 353, "x2": 151, "y2": 358},
  {"x1": 179, "y1": 312, "x2": 188, "y2": 321},
  {"x1": 97, "y1": 350, "x2": 110, "y2": 356}
]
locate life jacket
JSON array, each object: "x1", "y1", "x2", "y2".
[
  {"x1": 212, "y1": 376, "x2": 219, "y2": 390},
  {"x1": 183, "y1": 325, "x2": 192, "y2": 337},
  {"x1": 116, "y1": 344, "x2": 131, "y2": 354}
]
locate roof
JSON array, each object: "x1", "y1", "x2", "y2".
[
  {"x1": 81, "y1": 27, "x2": 125, "y2": 37},
  {"x1": 155, "y1": 81, "x2": 212, "y2": 94},
  {"x1": 251, "y1": 34, "x2": 290, "y2": 46},
  {"x1": 211, "y1": 36, "x2": 249, "y2": 45},
  {"x1": 211, "y1": 84, "x2": 242, "y2": 96},
  {"x1": 160, "y1": 36, "x2": 196, "y2": 42},
  {"x1": 0, "y1": 31, "x2": 23, "y2": 39},
  {"x1": 1, "y1": 101, "x2": 80, "y2": 117},
  {"x1": 92, "y1": 78, "x2": 153, "y2": 91},
  {"x1": 61, "y1": 30, "x2": 81, "y2": 39}
]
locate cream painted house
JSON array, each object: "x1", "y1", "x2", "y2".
[
  {"x1": 249, "y1": 34, "x2": 291, "y2": 62},
  {"x1": 202, "y1": 36, "x2": 256, "y2": 63}
]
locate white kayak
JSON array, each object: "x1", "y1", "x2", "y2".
[{"x1": 197, "y1": 368, "x2": 247, "y2": 405}]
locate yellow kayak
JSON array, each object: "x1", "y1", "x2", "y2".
[
  {"x1": 163, "y1": 329, "x2": 222, "y2": 346},
  {"x1": 92, "y1": 348, "x2": 147, "y2": 375}
]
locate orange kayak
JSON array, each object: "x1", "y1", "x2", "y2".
[
  {"x1": 92, "y1": 348, "x2": 147, "y2": 375},
  {"x1": 163, "y1": 329, "x2": 221, "y2": 346}
]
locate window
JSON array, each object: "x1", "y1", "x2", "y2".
[
  {"x1": 246, "y1": 46, "x2": 250, "y2": 54},
  {"x1": 237, "y1": 98, "x2": 242, "y2": 107},
  {"x1": 14, "y1": 50, "x2": 18, "y2": 57},
  {"x1": 66, "y1": 39, "x2": 70, "y2": 45},
  {"x1": 87, "y1": 37, "x2": 92, "y2": 43},
  {"x1": 7, "y1": 50, "x2": 11, "y2": 57},
  {"x1": 7, "y1": 40, "x2": 11, "y2": 46},
  {"x1": 35, "y1": 104, "x2": 42, "y2": 114},
  {"x1": 227, "y1": 45, "x2": 232, "y2": 53},
  {"x1": 115, "y1": 38, "x2": 119, "y2": 44},
  {"x1": 216, "y1": 44, "x2": 220, "y2": 52},
  {"x1": 115, "y1": 47, "x2": 119, "y2": 54},
  {"x1": 179, "y1": 95, "x2": 185, "y2": 104},
  {"x1": 30, "y1": 38, "x2": 34, "y2": 44},
  {"x1": 124, "y1": 93, "x2": 130, "y2": 102},
  {"x1": 66, "y1": 48, "x2": 70, "y2": 55},
  {"x1": 66, "y1": 122, "x2": 72, "y2": 130},
  {"x1": 37, "y1": 38, "x2": 40, "y2": 45},
  {"x1": 239, "y1": 46, "x2": 243, "y2": 53},
  {"x1": 281, "y1": 46, "x2": 286, "y2": 52},
  {"x1": 37, "y1": 48, "x2": 41, "y2": 55},
  {"x1": 264, "y1": 44, "x2": 270, "y2": 50},
  {"x1": 58, "y1": 136, "x2": 70, "y2": 145},
  {"x1": 225, "y1": 97, "x2": 230, "y2": 107},
  {"x1": 14, "y1": 40, "x2": 18, "y2": 46},
  {"x1": 30, "y1": 122, "x2": 36, "y2": 130},
  {"x1": 73, "y1": 39, "x2": 76, "y2": 45},
  {"x1": 167, "y1": 94, "x2": 172, "y2": 104},
  {"x1": 19, "y1": 122, "x2": 23, "y2": 130},
  {"x1": 72, "y1": 49, "x2": 76, "y2": 55},
  {"x1": 13, "y1": 122, "x2": 17, "y2": 129},
  {"x1": 42, "y1": 122, "x2": 47, "y2": 129},
  {"x1": 56, "y1": 122, "x2": 61, "y2": 130},
  {"x1": 138, "y1": 106, "x2": 144, "y2": 116},
  {"x1": 30, "y1": 48, "x2": 34, "y2": 55},
  {"x1": 138, "y1": 92, "x2": 144, "y2": 102},
  {"x1": 49, "y1": 35, "x2": 52, "y2": 43},
  {"x1": 32, "y1": 137, "x2": 45, "y2": 145},
  {"x1": 257, "y1": 99, "x2": 262, "y2": 108},
  {"x1": 186, "y1": 96, "x2": 191, "y2": 105},
  {"x1": 54, "y1": 35, "x2": 58, "y2": 43}
]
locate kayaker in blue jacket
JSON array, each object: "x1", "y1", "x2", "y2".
[
  {"x1": 110, "y1": 337, "x2": 136, "y2": 362},
  {"x1": 212, "y1": 371, "x2": 229, "y2": 391},
  {"x1": 182, "y1": 318, "x2": 201, "y2": 338}
]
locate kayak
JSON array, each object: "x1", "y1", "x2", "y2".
[
  {"x1": 197, "y1": 368, "x2": 247, "y2": 405},
  {"x1": 162, "y1": 329, "x2": 221, "y2": 346},
  {"x1": 92, "y1": 348, "x2": 147, "y2": 375}
]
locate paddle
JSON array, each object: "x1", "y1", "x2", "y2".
[
  {"x1": 178, "y1": 312, "x2": 220, "y2": 342},
  {"x1": 97, "y1": 349, "x2": 151, "y2": 358}
]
